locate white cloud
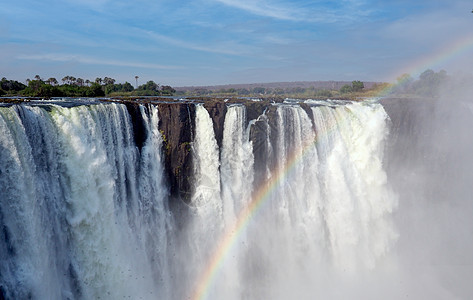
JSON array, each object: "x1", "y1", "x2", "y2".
[
  {"x1": 141, "y1": 29, "x2": 254, "y2": 56},
  {"x1": 17, "y1": 53, "x2": 182, "y2": 70},
  {"x1": 211, "y1": 0, "x2": 372, "y2": 23},
  {"x1": 213, "y1": 0, "x2": 302, "y2": 21}
]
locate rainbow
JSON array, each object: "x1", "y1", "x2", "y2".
[
  {"x1": 189, "y1": 106, "x2": 345, "y2": 300},
  {"x1": 190, "y1": 33, "x2": 473, "y2": 300},
  {"x1": 378, "y1": 34, "x2": 473, "y2": 97},
  {"x1": 394, "y1": 34, "x2": 473, "y2": 81}
]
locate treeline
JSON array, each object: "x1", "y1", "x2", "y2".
[
  {"x1": 390, "y1": 69, "x2": 449, "y2": 97},
  {"x1": 176, "y1": 80, "x2": 379, "y2": 99},
  {"x1": 0, "y1": 75, "x2": 176, "y2": 97},
  {"x1": 176, "y1": 86, "x2": 336, "y2": 98},
  {"x1": 5, "y1": 70, "x2": 454, "y2": 99}
]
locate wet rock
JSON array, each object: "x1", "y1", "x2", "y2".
[{"x1": 156, "y1": 102, "x2": 196, "y2": 203}]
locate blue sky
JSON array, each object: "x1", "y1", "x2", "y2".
[{"x1": 1, "y1": 0, "x2": 472, "y2": 86}]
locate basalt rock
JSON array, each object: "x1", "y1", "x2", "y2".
[
  {"x1": 156, "y1": 102, "x2": 196, "y2": 203},
  {"x1": 203, "y1": 99, "x2": 227, "y2": 149},
  {"x1": 125, "y1": 98, "x2": 319, "y2": 204},
  {"x1": 124, "y1": 102, "x2": 147, "y2": 150}
]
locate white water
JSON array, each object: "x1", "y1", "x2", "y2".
[
  {"x1": 1, "y1": 100, "x2": 404, "y2": 299},
  {"x1": 312, "y1": 103, "x2": 397, "y2": 272},
  {"x1": 0, "y1": 104, "x2": 169, "y2": 299},
  {"x1": 221, "y1": 105, "x2": 254, "y2": 224},
  {"x1": 191, "y1": 104, "x2": 222, "y2": 210}
]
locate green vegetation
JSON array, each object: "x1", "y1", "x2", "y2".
[
  {"x1": 1, "y1": 77, "x2": 27, "y2": 96},
  {"x1": 180, "y1": 141, "x2": 191, "y2": 153},
  {"x1": 0, "y1": 75, "x2": 175, "y2": 98},
  {"x1": 339, "y1": 84, "x2": 353, "y2": 94},
  {"x1": 351, "y1": 80, "x2": 364, "y2": 92},
  {"x1": 177, "y1": 80, "x2": 375, "y2": 100},
  {"x1": 177, "y1": 86, "x2": 338, "y2": 98},
  {"x1": 159, "y1": 129, "x2": 171, "y2": 154},
  {"x1": 2, "y1": 69, "x2": 454, "y2": 100},
  {"x1": 339, "y1": 80, "x2": 365, "y2": 94},
  {"x1": 390, "y1": 69, "x2": 449, "y2": 97},
  {"x1": 124, "y1": 81, "x2": 176, "y2": 97},
  {"x1": 173, "y1": 70, "x2": 462, "y2": 100}
]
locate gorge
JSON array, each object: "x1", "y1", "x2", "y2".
[{"x1": 0, "y1": 96, "x2": 472, "y2": 299}]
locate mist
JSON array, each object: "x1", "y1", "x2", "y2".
[{"x1": 381, "y1": 73, "x2": 473, "y2": 299}]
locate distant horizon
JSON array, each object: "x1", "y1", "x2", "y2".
[
  {"x1": 173, "y1": 79, "x2": 382, "y2": 90},
  {"x1": 3, "y1": 69, "x2": 470, "y2": 90},
  {"x1": 2, "y1": 75, "x2": 385, "y2": 88}
]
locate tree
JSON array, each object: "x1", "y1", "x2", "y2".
[
  {"x1": 122, "y1": 82, "x2": 134, "y2": 92},
  {"x1": 237, "y1": 88, "x2": 250, "y2": 95},
  {"x1": 351, "y1": 80, "x2": 364, "y2": 92},
  {"x1": 290, "y1": 87, "x2": 304, "y2": 94},
  {"x1": 340, "y1": 84, "x2": 353, "y2": 94},
  {"x1": 252, "y1": 87, "x2": 266, "y2": 94},
  {"x1": 89, "y1": 83, "x2": 105, "y2": 96},
  {"x1": 274, "y1": 88, "x2": 285, "y2": 95},
  {"x1": 160, "y1": 85, "x2": 176, "y2": 95},
  {"x1": 25, "y1": 78, "x2": 46, "y2": 96},
  {"x1": 138, "y1": 80, "x2": 159, "y2": 92},
  {"x1": 61, "y1": 76, "x2": 76, "y2": 85},
  {"x1": 47, "y1": 77, "x2": 58, "y2": 86},
  {"x1": 314, "y1": 89, "x2": 332, "y2": 98},
  {"x1": 69, "y1": 76, "x2": 77, "y2": 85},
  {"x1": 413, "y1": 69, "x2": 448, "y2": 96},
  {"x1": 419, "y1": 69, "x2": 435, "y2": 81},
  {"x1": 103, "y1": 77, "x2": 116, "y2": 85},
  {"x1": 1, "y1": 77, "x2": 26, "y2": 92},
  {"x1": 95, "y1": 77, "x2": 103, "y2": 85},
  {"x1": 133, "y1": 80, "x2": 161, "y2": 96}
]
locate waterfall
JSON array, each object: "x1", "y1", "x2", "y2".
[
  {"x1": 311, "y1": 103, "x2": 397, "y2": 272},
  {"x1": 221, "y1": 105, "x2": 254, "y2": 224},
  {"x1": 0, "y1": 103, "x2": 169, "y2": 299},
  {"x1": 0, "y1": 100, "x2": 398, "y2": 300},
  {"x1": 191, "y1": 104, "x2": 222, "y2": 211}
]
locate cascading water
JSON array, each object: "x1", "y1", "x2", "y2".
[
  {"x1": 1, "y1": 99, "x2": 400, "y2": 299},
  {"x1": 311, "y1": 103, "x2": 397, "y2": 272},
  {"x1": 221, "y1": 105, "x2": 254, "y2": 224},
  {"x1": 0, "y1": 103, "x2": 169, "y2": 299}
]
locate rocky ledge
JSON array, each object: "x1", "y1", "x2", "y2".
[{"x1": 119, "y1": 97, "x2": 287, "y2": 203}]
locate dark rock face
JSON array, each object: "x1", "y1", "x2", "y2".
[
  {"x1": 154, "y1": 99, "x2": 281, "y2": 202},
  {"x1": 156, "y1": 102, "x2": 196, "y2": 202},
  {"x1": 299, "y1": 102, "x2": 315, "y2": 130},
  {"x1": 131, "y1": 98, "x2": 318, "y2": 204},
  {"x1": 151, "y1": 99, "x2": 317, "y2": 202},
  {"x1": 243, "y1": 100, "x2": 270, "y2": 126},
  {"x1": 203, "y1": 100, "x2": 227, "y2": 149},
  {"x1": 249, "y1": 114, "x2": 271, "y2": 189},
  {"x1": 380, "y1": 98, "x2": 437, "y2": 171},
  {"x1": 381, "y1": 97, "x2": 473, "y2": 202},
  {"x1": 124, "y1": 102, "x2": 148, "y2": 150},
  {"x1": 249, "y1": 104, "x2": 278, "y2": 189}
]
